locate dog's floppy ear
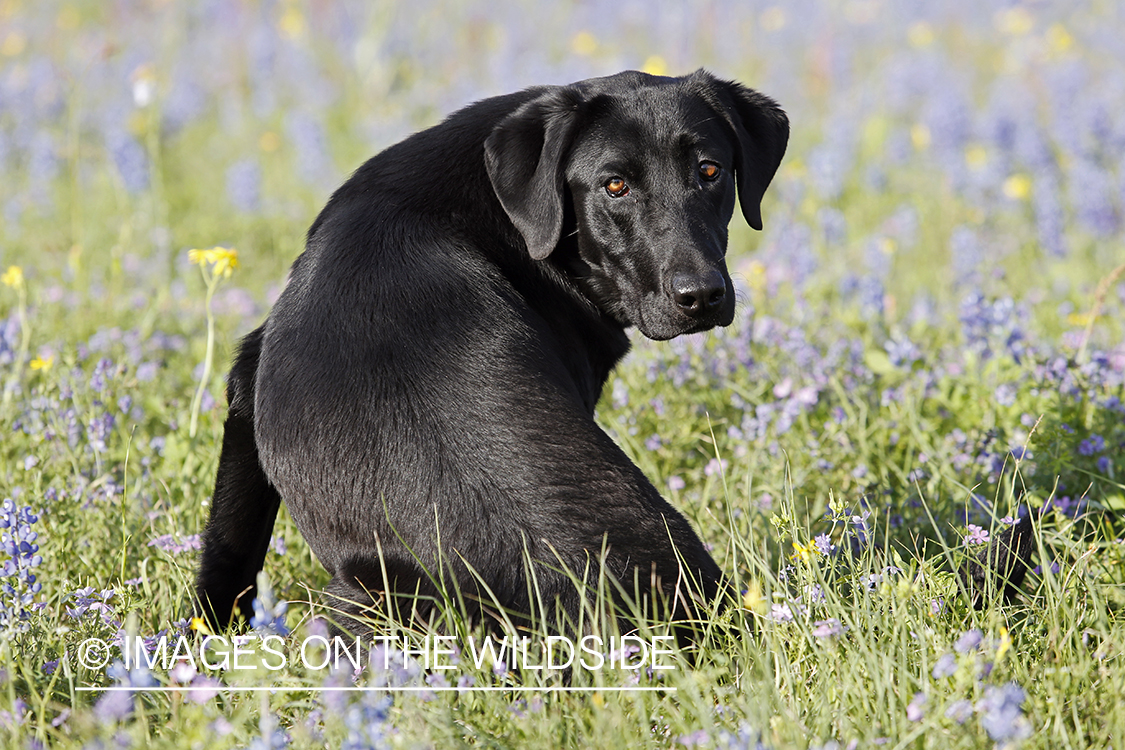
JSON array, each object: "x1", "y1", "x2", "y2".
[
  {"x1": 485, "y1": 89, "x2": 583, "y2": 260},
  {"x1": 704, "y1": 74, "x2": 789, "y2": 231}
]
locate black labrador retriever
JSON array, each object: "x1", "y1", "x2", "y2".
[{"x1": 195, "y1": 69, "x2": 790, "y2": 634}]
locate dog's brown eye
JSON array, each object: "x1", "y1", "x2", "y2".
[
  {"x1": 699, "y1": 162, "x2": 721, "y2": 181},
  {"x1": 605, "y1": 178, "x2": 629, "y2": 197}
]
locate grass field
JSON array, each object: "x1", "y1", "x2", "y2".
[{"x1": 1, "y1": 1, "x2": 1124, "y2": 748}]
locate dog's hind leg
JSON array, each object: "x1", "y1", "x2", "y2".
[
  {"x1": 195, "y1": 326, "x2": 282, "y2": 629},
  {"x1": 319, "y1": 556, "x2": 446, "y2": 637}
]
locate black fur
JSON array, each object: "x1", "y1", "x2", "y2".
[
  {"x1": 960, "y1": 513, "x2": 1036, "y2": 609},
  {"x1": 195, "y1": 70, "x2": 789, "y2": 634}
]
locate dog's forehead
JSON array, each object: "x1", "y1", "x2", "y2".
[{"x1": 577, "y1": 82, "x2": 727, "y2": 159}]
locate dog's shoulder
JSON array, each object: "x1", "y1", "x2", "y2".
[{"x1": 305, "y1": 87, "x2": 555, "y2": 244}]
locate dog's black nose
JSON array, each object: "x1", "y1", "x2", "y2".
[{"x1": 671, "y1": 271, "x2": 727, "y2": 318}]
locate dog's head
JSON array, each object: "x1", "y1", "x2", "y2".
[{"x1": 485, "y1": 70, "x2": 788, "y2": 340}]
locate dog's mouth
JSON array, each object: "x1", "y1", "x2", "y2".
[
  {"x1": 558, "y1": 250, "x2": 736, "y2": 340},
  {"x1": 634, "y1": 290, "x2": 736, "y2": 341}
]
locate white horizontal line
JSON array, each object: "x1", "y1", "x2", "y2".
[{"x1": 77, "y1": 685, "x2": 672, "y2": 693}]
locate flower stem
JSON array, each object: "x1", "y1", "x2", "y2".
[{"x1": 189, "y1": 268, "x2": 218, "y2": 438}]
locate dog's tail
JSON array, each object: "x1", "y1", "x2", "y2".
[
  {"x1": 960, "y1": 512, "x2": 1036, "y2": 610},
  {"x1": 195, "y1": 326, "x2": 282, "y2": 629}
]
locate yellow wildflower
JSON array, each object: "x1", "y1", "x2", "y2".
[
  {"x1": 740, "y1": 259, "x2": 768, "y2": 296},
  {"x1": 278, "y1": 6, "x2": 305, "y2": 39},
  {"x1": 907, "y1": 22, "x2": 934, "y2": 48},
  {"x1": 965, "y1": 144, "x2": 988, "y2": 169},
  {"x1": 29, "y1": 355, "x2": 53, "y2": 371},
  {"x1": 641, "y1": 56, "x2": 667, "y2": 77},
  {"x1": 760, "y1": 7, "x2": 786, "y2": 32},
  {"x1": 189, "y1": 247, "x2": 239, "y2": 278},
  {"x1": 1, "y1": 31, "x2": 27, "y2": 57},
  {"x1": 995, "y1": 7, "x2": 1034, "y2": 36},
  {"x1": 571, "y1": 31, "x2": 597, "y2": 56},
  {"x1": 910, "y1": 124, "x2": 931, "y2": 150},
  {"x1": 1, "y1": 265, "x2": 23, "y2": 288},
  {"x1": 56, "y1": 5, "x2": 81, "y2": 30},
  {"x1": 790, "y1": 538, "x2": 820, "y2": 564},
  {"x1": 742, "y1": 579, "x2": 765, "y2": 613},
  {"x1": 1046, "y1": 23, "x2": 1073, "y2": 55},
  {"x1": 190, "y1": 616, "x2": 212, "y2": 635},
  {"x1": 1002, "y1": 174, "x2": 1032, "y2": 200},
  {"x1": 782, "y1": 159, "x2": 806, "y2": 178},
  {"x1": 996, "y1": 626, "x2": 1012, "y2": 662},
  {"x1": 260, "y1": 131, "x2": 281, "y2": 152}
]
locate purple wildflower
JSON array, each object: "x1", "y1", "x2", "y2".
[
  {"x1": 932, "y1": 653, "x2": 957, "y2": 679},
  {"x1": 249, "y1": 711, "x2": 291, "y2": 750},
  {"x1": 770, "y1": 603, "x2": 795, "y2": 623},
  {"x1": 906, "y1": 692, "x2": 927, "y2": 722},
  {"x1": 704, "y1": 458, "x2": 728, "y2": 477},
  {"x1": 976, "y1": 682, "x2": 1032, "y2": 743},
  {"x1": 95, "y1": 660, "x2": 156, "y2": 723},
  {"x1": 954, "y1": 629, "x2": 983, "y2": 653},
  {"x1": 813, "y1": 534, "x2": 835, "y2": 556},
  {"x1": 677, "y1": 729, "x2": 710, "y2": 747},
  {"x1": 147, "y1": 534, "x2": 202, "y2": 554},
  {"x1": 944, "y1": 699, "x2": 973, "y2": 724},
  {"x1": 811, "y1": 618, "x2": 846, "y2": 637},
  {"x1": 270, "y1": 535, "x2": 288, "y2": 556},
  {"x1": 964, "y1": 525, "x2": 990, "y2": 545}
]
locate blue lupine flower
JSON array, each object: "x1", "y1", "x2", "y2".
[
  {"x1": 885, "y1": 336, "x2": 922, "y2": 368},
  {"x1": 341, "y1": 693, "x2": 392, "y2": 750},
  {"x1": 250, "y1": 571, "x2": 290, "y2": 636},
  {"x1": 976, "y1": 682, "x2": 1032, "y2": 743},
  {"x1": 226, "y1": 159, "x2": 262, "y2": 213},
  {"x1": 715, "y1": 723, "x2": 771, "y2": 750},
  {"x1": 932, "y1": 653, "x2": 957, "y2": 679},
  {"x1": 249, "y1": 711, "x2": 291, "y2": 750},
  {"x1": 0, "y1": 499, "x2": 43, "y2": 632},
  {"x1": 955, "y1": 629, "x2": 983, "y2": 653},
  {"x1": 105, "y1": 129, "x2": 149, "y2": 194},
  {"x1": 94, "y1": 660, "x2": 156, "y2": 724},
  {"x1": 944, "y1": 698, "x2": 973, "y2": 724}
]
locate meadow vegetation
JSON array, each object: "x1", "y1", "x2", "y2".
[{"x1": 0, "y1": 1, "x2": 1123, "y2": 747}]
